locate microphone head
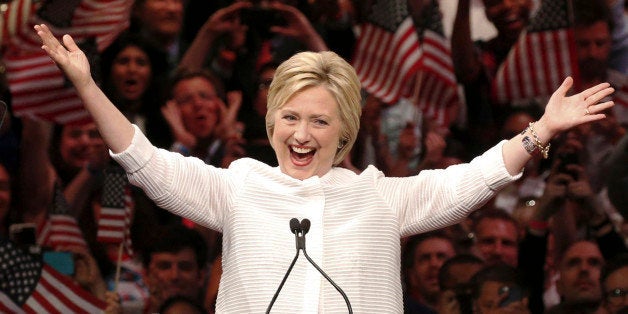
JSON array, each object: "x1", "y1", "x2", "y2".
[
  {"x1": 300, "y1": 219, "x2": 311, "y2": 234},
  {"x1": 289, "y1": 218, "x2": 300, "y2": 234}
]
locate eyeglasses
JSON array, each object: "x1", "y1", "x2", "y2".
[{"x1": 606, "y1": 287, "x2": 627, "y2": 305}]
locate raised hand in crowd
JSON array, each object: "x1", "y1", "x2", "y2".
[
  {"x1": 179, "y1": 1, "x2": 251, "y2": 71},
  {"x1": 266, "y1": 1, "x2": 328, "y2": 51}
]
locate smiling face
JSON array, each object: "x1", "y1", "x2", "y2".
[
  {"x1": 482, "y1": 0, "x2": 532, "y2": 39},
  {"x1": 110, "y1": 45, "x2": 152, "y2": 102},
  {"x1": 60, "y1": 123, "x2": 102, "y2": 169},
  {"x1": 172, "y1": 76, "x2": 221, "y2": 140},
  {"x1": 271, "y1": 85, "x2": 342, "y2": 180}
]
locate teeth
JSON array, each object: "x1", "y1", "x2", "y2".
[{"x1": 291, "y1": 146, "x2": 313, "y2": 154}]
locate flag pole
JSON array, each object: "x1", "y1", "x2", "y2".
[{"x1": 113, "y1": 242, "x2": 124, "y2": 292}]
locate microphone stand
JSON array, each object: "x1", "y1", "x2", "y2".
[
  {"x1": 266, "y1": 219, "x2": 302, "y2": 314},
  {"x1": 266, "y1": 219, "x2": 353, "y2": 314}
]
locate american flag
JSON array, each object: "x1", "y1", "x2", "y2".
[
  {"x1": 37, "y1": 182, "x2": 88, "y2": 250},
  {"x1": 492, "y1": 0, "x2": 580, "y2": 104},
  {"x1": 0, "y1": 0, "x2": 36, "y2": 49},
  {"x1": 97, "y1": 165, "x2": 134, "y2": 255},
  {"x1": 0, "y1": 239, "x2": 107, "y2": 313},
  {"x1": 410, "y1": 0, "x2": 460, "y2": 126},
  {"x1": 4, "y1": 0, "x2": 133, "y2": 125},
  {"x1": 352, "y1": 0, "x2": 423, "y2": 105}
]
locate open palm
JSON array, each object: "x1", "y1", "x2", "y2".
[{"x1": 541, "y1": 77, "x2": 614, "y2": 134}]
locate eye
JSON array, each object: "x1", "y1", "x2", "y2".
[
  {"x1": 313, "y1": 118, "x2": 329, "y2": 126},
  {"x1": 282, "y1": 114, "x2": 297, "y2": 121}
]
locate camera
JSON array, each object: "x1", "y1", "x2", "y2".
[{"x1": 240, "y1": 2, "x2": 287, "y2": 39}]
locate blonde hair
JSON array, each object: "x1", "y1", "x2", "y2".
[{"x1": 265, "y1": 51, "x2": 362, "y2": 165}]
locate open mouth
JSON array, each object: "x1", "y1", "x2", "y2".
[{"x1": 290, "y1": 146, "x2": 315, "y2": 165}]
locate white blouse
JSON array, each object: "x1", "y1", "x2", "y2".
[{"x1": 111, "y1": 125, "x2": 519, "y2": 313}]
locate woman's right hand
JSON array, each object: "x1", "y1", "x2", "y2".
[{"x1": 34, "y1": 24, "x2": 93, "y2": 90}]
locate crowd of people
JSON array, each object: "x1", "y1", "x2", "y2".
[{"x1": 0, "y1": 0, "x2": 627, "y2": 313}]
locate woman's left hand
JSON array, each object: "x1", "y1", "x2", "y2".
[{"x1": 537, "y1": 77, "x2": 614, "y2": 139}]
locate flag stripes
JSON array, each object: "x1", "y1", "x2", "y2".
[
  {"x1": 4, "y1": 0, "x2": 133, "y2": 124},
  {"x1": 412, "y1": 25, "x2": 459, "y2": 126},
  {"x1": 353, "y1": 18, "x2": 423, "y2": 104},
  {"x1": 492, "y1": 0, "x2": 579, "y2": 104},
  {"x1": 38, "y1": 215, "x2": 88, "y2": 249}
]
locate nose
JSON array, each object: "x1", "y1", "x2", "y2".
[
  {"x1": 429, "y1": 255, "x2": 442, "y2": 268},
  {"x1": 77, "y1": 132, "x2": 91, "y2": 145},
  {"x1": 293, "y1": 120, "x2": 311, "y2": 144},
  {"x1": 127, "y1": 61, "x2": 141, "y2": 73},
  {"x1": 165, "y1": 265, "x2": 180, "y2": 280},
  {"x1": 492, "y1": 241, "x2": 504, "y2": 256}
]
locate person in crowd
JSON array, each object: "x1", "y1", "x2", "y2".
[
  {"x1": 471, "y1": 208, "x2": 520, "y2": 267},
  {"x1": 402, "y1": 231, "x2": 456, "y2": 313},
  {"x1": 161, "y1": 68, "x2": 244, "y2": 167},
  {"x1": 451, "y1": 0, "x2": 534, "y2": 155},
  {"x1": 548, "y1": 240, "x2": 606, "y2": 314},
  {"x1": 573, "y1": 0, "x2": 628, "y2": 128},
  {"x1": 178, "y1": 1, "x2": 328, "y2": 98},
  {"x1": 142, "y1": 224, "x2": 208, "y2": 314},
  {"x1": 16, "y1": 118, "x2": 143, "y2": 308},
  {"x1": 162, "y1": 69, "x2": 242, "y2": 166},
  {"x1": 470, "y1": 264, "x2": 531, "y2": 314},
  {"x1": 35, "y1": 22, "x2": 615, "y2": 312},
  {"x1": 600, "y1": 254, "x2": 628, "y2": 314},
  {"x1": 99, "y1": 31, "x2": 172, "y2": 149},
  {"x1": 130, "y1": 0, "x2": 186, "y2": 71},
  {"x1": 436, "y1": 254, "x2": 484, "y2": 314}
]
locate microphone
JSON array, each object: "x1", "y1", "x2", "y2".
[{"x1": 267, "y1": 218, "x2": 353, "y2": 313}]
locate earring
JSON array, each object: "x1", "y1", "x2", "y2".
[{"x1": 338, "y1": 141, "x2": 344, "y2": 149}]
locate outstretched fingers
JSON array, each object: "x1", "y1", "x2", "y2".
[
  {"x1": 587, "y1": 100, "x2": 615, "y2": 117},
  {"x1": 581, "y1": 81, "x2": 612, "y2": 100},
  {"x1": 583, "y1": 85, "x2": 614, "y2": 106},
  {"x1": 35, "y1": 24, "x2": 67, "y2": 61}
]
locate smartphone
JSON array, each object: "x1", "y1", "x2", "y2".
[
  {"x1": 9, "y1": 223, "x2": 41, "y2": 255},
  {"x1": 43, "y1": 251, "x2": 75, "y2": 276},
  {"x1": 499, "y1": 285, "x2": 524, "y2": 307}
]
